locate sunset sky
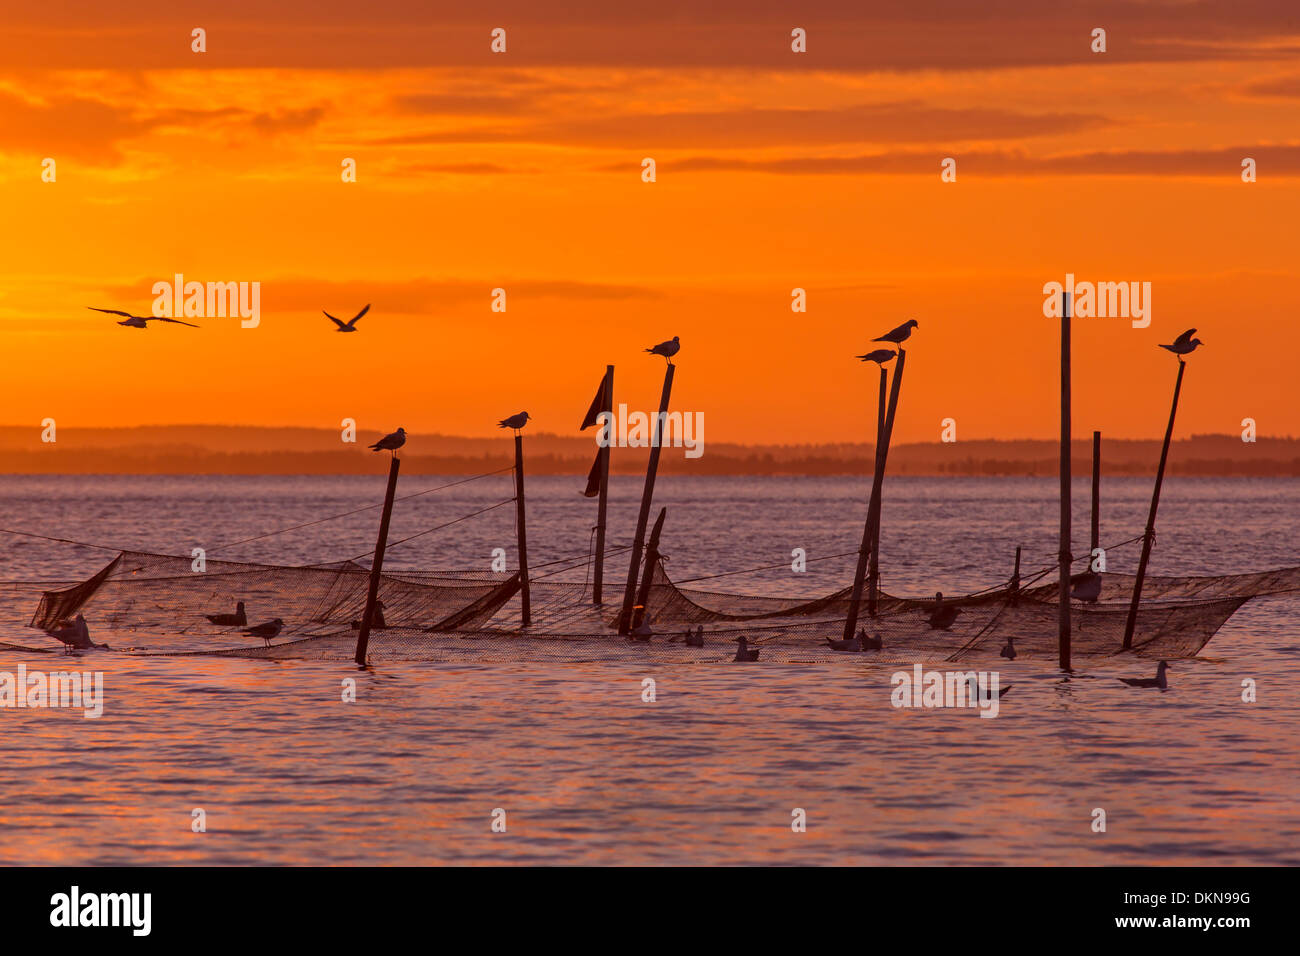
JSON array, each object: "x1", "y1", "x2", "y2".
[{"x1": 1, "y1": 1, "x2": 1298, "y2": 445}]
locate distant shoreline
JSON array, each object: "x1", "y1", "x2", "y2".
[{"x1": 1, "y1": 427, "x2": 1296, "y2": 476}]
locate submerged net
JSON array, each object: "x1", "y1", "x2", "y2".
[{"x1": 5, "y1": 546, "x2": 1296, "y2": 663}]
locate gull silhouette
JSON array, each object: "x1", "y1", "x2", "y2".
[
  {"x1": 324, "y1": 303, "x2": 370, "y2": 332},
  {"x1": 88, "y1": 307, "x2": 198, "y2": 329},
  {"x1": 856, "y1": 349, "x2": 896, "y2": 365},
  {"x1": 205, "y1": 601, "x2": 247, "y2": 626},
  {"x1": 369, "y1": 427, "x2": 407, "y2": 457},
  {"x1": 644, "y1": 336, "x2": 680, "y2": 364},
  {"x1": 498, "y1": 411, "x2": 531, "y2": 432},
  {"x1": 873, "y1": 319, "x2": 918, "y2": 347},
  {"x1": 1119, "y1": 660, "x2": 1169, "y2": 689},
  {"x1": 242, "y1": 619, "x2": 284, "y2": 647},
  {"x1": 1159, "y1": 328, "x2": 1203, "y2": 358}
]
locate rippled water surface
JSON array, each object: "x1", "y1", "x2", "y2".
[{"x1": 1, "y1": 475, "x2": 1297, "y2": 864}]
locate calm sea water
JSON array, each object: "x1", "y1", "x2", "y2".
[{"x1": 1, "y1": 474, "x2": 1297, "y2": 865}]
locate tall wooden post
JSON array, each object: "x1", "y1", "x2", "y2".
[
  {"x1": 593, "y1": 366, "x2": 614, "y2": 605},
  {"x1": 867, "y1": 364, "x2": 888, "y2": 614},
  {"x1": 1091, "y1": 430, "x2": 1102, "y2": 560},
  {"x1": 631, "y1": 508, "x2": 667, "y2": 629},
  {"x1": 1058, "y1": 291, "x2": 1072, "y2": 672},
  {"x1": 618, "y1": 363, "x2": 675, "y2": 634},
  {"x1": 1123, "y1": 360, "x2": 1186, "y2": 650},
  {"x1": 355, "y1": 456, "x2": 401, "y2": 665},
  {"x1": 844, "y1": 348, "x2": 906, "y2": 639},
  {"x1": 515, "y1": 433, "x2": 531, "y2": 627}
]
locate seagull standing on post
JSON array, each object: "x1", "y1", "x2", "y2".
[
  {"x1": 498, "y1": 411, "x2": 531, "y2": 433},
  {"x1": 1159, "y1": 328, "x2": 1203, "y2": 360},
  {"x1": 368, "y1": 427, "x2": 407, "y2": 458},
  {"x1": 324, "y1": 303, "x2": 370, "y2": 332},
  {"x1": 644, "y1": 336, "x2": 680, "y2": 365},
  {"x1": 873, "y1": 319, "x2": 918, "y2": 348},
  {"x1": 855, "y1": 348, "x2": 896, "y2": 365},
  {"x1": 88, "y1": 307, "x2": 199, "y2": 329}
]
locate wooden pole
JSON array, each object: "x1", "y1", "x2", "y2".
[
  {"x1": 844, "y1": 348, "x2": 905, "y2": 639},
  {"x1": 1010, "y1": 546, "x2": 1022, "y2": 607},
  {"x1": 1123, "y1": 360, "x2": 1186, "y2": 650},
  {"x1": 631, "y1": 507, "x2": 667, "y2": 629},
  {"x1": 1091, "y1": 429, "x2": 1102, "y2": 561},
  {"x1": 515, "y1": 432, "x2": 531, "y2": 627},
  {"x1": 867, "y1": 364, "x2": 887, "y2": 615},
  {"x1": 593, "y1": 365, "x2": 614, "y2": 605},
  {"x1": 355, "y1": 455, "x2": 401, "y2": 665},
  {"x1": 618, "y1": 363, "x2": 676, "y2": 634},
  {"x1": 1059, "y1": 291, "x2": 1072, "y2": 672}
]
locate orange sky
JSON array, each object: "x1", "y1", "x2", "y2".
[{"x1": 1, "y1": 1, "x2": 1298, "y2": 445}]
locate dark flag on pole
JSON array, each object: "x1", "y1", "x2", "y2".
[
  {"x1": 580, "y1": 376, "x2": 606, "y2": 431},
  {"x1": 582, "y1": 450, "x2": 602, "y2": 498}
]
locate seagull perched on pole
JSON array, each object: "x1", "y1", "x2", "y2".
[
  {"x1": 873, "y1": 319, "x2": 918, "y2": 348},
  {"x1": 644, "y1": 336, "x2": 680, "y2": 364},
  {"x1": 1159, "y1": 328, "x2": 1203, "y2": 359},
  {"x1": 368, "y1": 427, "x2": 406, "y2": 457},
  {"x1": 324, "y1": 303, "x2": 370, "y2": 332},
  {"x1": 856, "y1": 348, "x2": 896, "y2": 365},
  {"x1": 88, "y1": 307, "x2": 198, "y2": 329},
  {"x1": 498, "y1": 411, "x2": 531, "y2": 432}
]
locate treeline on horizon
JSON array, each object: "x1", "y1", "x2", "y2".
[{"x1": 0, "y1": 427, "x2": 1295, "y2": 476}]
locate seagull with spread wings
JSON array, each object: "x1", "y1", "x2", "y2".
[
  {"x1": 324, "y1": 303, "x2": 370, "y2": 332},
  {"x1": 88, "y1": 307, "x2": 199, "y2": 329},
  {"x1": 1159, "y1": 328, "x2": 1203, "y2": 358}
]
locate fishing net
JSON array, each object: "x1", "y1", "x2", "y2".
[
  {"x1": 4, "y1": 547, "x2": 1294, "y2": 663},
  {"x1": 27, "y1": 550, "x2": 520, "y2": 644}
]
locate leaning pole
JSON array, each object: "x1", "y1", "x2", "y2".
[
  {"x1": 1123, "y1": 358, "x2": 1187, "y2": 650},
  {"x1": 1058, "y1": 291, "x2": 1072, "y2": 672},
  {"x1": 618, "y1": 363, "x2": 675, "y2": 634},
  {"x1": 844, "y1": 347, "x2": 906, "y2": 640},
  {"x1": 355, "y1": 456, "x2": 401, "y2": 665}
]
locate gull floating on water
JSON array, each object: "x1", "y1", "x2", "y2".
[
  {"x1": 1159, "y1": 328, "x2": 1203, "y2": 358},
  {"x1": 206, "y1": 601, "x2": 247, "y2": 626},
  {"x1": 855, "y1": 349, "x2": 896, "y2": 365},
  {"x1": 1119, "y1": 660, "x2": 1169, "y2": 689},
  {"x1": 928, "y1": 591, "x2": 961, "y2": 630},
  {"x1": 497, "y1": 411, "x2": 531, "y2": 432},
  {"x1": 685, "y1": 625, "x2": 704, "y2": 648},
  {"x1": 644, "y1": 336, "x2": 680, "y2": 364},
  {"x1": 369, "y1": 427, "x2": 407, "y2": 457},
  {"x1": 1071, "y1": 572, "x2": 1103, "y2": 603},
  {"x1": 872, "y1": 319, "x2": 918, "y2": 348},
  {"x1": 734, "y1": 634, "x2": 760, "y2": 662},
  {"x1": 242, "y1": 619, "x2": 284, "y2": 647},
  {"x1": 324, "y1": 303, "x2": 370, "y2": 332},
  {"x1": 88, "y1": 307, "x2": 198, "y2": 329},
  {"x1": 1000, "y1": 637, "x2": 1017, "y2": 660}
]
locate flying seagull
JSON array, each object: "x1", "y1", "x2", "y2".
[
  {"x1": 88, "y1": 307, "x2": 198, "y2": 329},
  {"x1": 324, "y1": 303, "x2": 370, "y2": 332},
  {"x1": 242, "y1": 618, "x2": 284, "y2": 647},
  {"x1": 856, "y1": 349, "x2": 896, "y2": 365},
  {"x1": 644, "y1": 336, "x2": 680, "y2": 364},
  {"x1": 368, "y1": 427, "x2": 407, "y2": 457},
  {"x1": 498, "y1": 411, "x2": 531, "y2": 432},
  {"x1": 205, "y1": 601, "x2": 247, "y2": 626},
  {"x1": 873, "y1": 319, "x2": 919, "y2": 347},
  {"x1": 1159, "y1": 328, "x2": 1203, "y2": 358},
  {"x1": 1119, "y1": 660, "x2": 1169, "y2": 689}
]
